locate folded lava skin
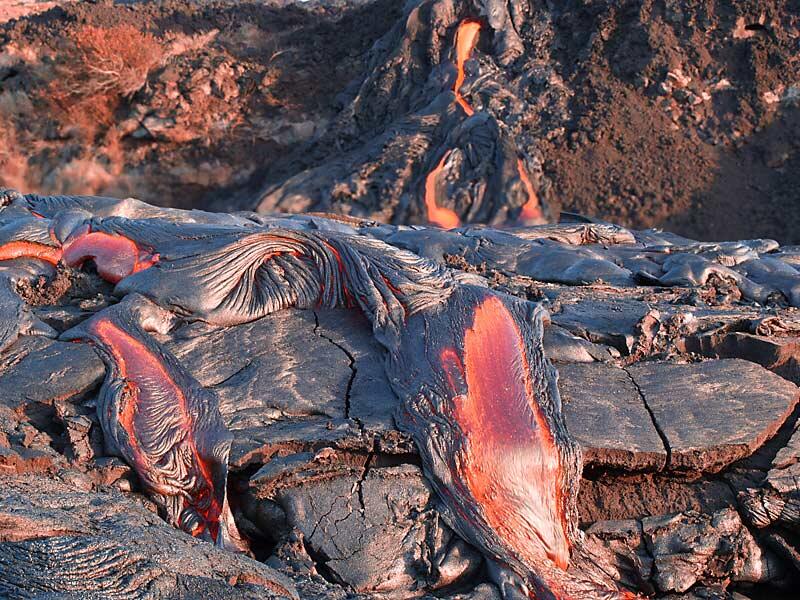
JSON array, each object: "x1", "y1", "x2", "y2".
[
  {"x1": 0, "y1": 189, "x2": 637, "y2": 599},
  {"x1": 61, "y1": 295, "x2": 247, "y2": 553},
  {"x1": 390, "y1": 285, "x2": 581, "y2": 598}
]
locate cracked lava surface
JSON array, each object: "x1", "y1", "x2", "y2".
[{"x1": 1, "y1": 188, "x2": 800, "y2": 599}]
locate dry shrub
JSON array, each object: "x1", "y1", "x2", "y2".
[
  {"x1": 163, "y1": 28, "x2": 219, "y2": 60},
  {"x1": 48, "y1": 24, "x2": 164, "y2": 138}
]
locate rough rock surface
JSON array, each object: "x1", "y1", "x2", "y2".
[
  {"x1": 0, "y1": 192, "x2": 799, "y2": 598},
  {"x1": 0, "y1": 474, "x2": 297, "y2": 600},
  {"x1": 629, "y1": 360, "x2": 798, "y2": 472},
  {"x1": 560, "y1": 362, "x2": 667, "y2": 471}
]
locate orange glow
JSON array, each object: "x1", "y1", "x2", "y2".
[
  {"x1": 91, "y1": 319, "x2": 223, "y2": 542},
  {"x1": 63, "y1": 231, "x2": 158, "y2": 283},
  {"x1": 517, "y1": 159, "x2": 545, "y2": 224},
  {"x1": 448, "y1": 296, "x2": 570, "y2": 571},
  {"x1": 453, "y1": 20, "x2": 481, "y2": 116},
  {"x1": 0, "y1": 241, "x2": 62, "y2": 265},
  {"x1": 424, "y1": 151, "x2": 461, "y2": 229}
]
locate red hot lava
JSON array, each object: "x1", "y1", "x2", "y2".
[
  {"x1": 445, "y1": 296, "x2": 571, "y2": 571},
  {"x1": 0, "y1": 240, "x2": 62, "y2": 265},
  {"x1": 89, "y1": 318, "x2": 233, "y2": 546},
  {"x1": 517, "y1": 159, "x2": 546, "y2": 225},
  {"x1": 453, "y1": 20, "x2": 481, "y2": 116},
  {"x1": 0, "y1": 226, "x2": 158, "y2": 284},
  {"x1": 420, "y1": 20, "x2": 482, "y2": 229},
  {"x1": 63, "y1": 229, "x2": 159, "y2": 283},
  {"x1": 424, "y1": 151, "x2": 461, "y2": 229}
]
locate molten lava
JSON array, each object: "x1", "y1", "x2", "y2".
[
  {"x1": 63, "y1": 230, "x2": 159, "y2": 283},
  {"x1": 517, "y1": 159, "x2": 545, "y2": 224},
  {"x1": 446, "y1": 296, "x2": 570, "y2": 571},
  {"x1": 0, "y1": 241, "x2": 62, "y2": 265},
  {"x1": 89, "y1": 318, "x2": 224, "y2": 542},
  {"x1": 453, "y1": 20, "x2": 481, "y2": 116},
  {"x1": 424, "y1": 151, "x2": 461, "y2": 229}
]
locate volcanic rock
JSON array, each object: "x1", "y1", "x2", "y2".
[
  {"x1": 274, "y1": 464, "x2": 482, "y2": 596},
  {"x1": 641, "y1": 509, "x2": 776, "y2": 594},
  {"x1": 628, "y1": 360, "x2": 799, "y2": 472},
  {"x1": 0, "y1": 191, "x2": 799, "y2": 598},
  {"x1": 0, "y1": 474, "x2": 297, "y2": 599},
  {"x1": 560, "y1": 362, "x2": 667, "y2": 471}
]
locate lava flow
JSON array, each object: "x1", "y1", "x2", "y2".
[
  {"x1": 424, "y1": 151, "x2": 461, "y2": 229},
  {"x1": 88, "y1": 317, "x2": 235, "y2": 547},
  {"x1": 517, "y1": 159, "x2": 545, "y2": 224},
  {"x1": 0, "y1": 240, "x2": 62, "y2": 265},
  {"x1": 63, "y1": 229, "x2": 159, "y2": 283},
  {"x1": 446, "y1": 295, "x2": 570, "y2": 572},
  {"x1": 453, "y1": 20, "x2": 481, "y2": 116}
]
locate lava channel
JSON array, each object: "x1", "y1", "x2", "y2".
[
  {"x1": 453, "y1": 20, "x2": 481, "y2": 116},
  {"x1": 424, "y1": 151, "x2": 461, "y2": 229}
]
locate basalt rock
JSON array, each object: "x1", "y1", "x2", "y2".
[
  {"x1": 1, "y1": 190, "x2": 800, "y2": 598},
  {"x1": 0, "y1": 474, "x2": 297, "y2": 600}
]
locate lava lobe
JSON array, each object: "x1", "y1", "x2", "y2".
[
  {"x1": 424, "y1": 151, "x2": 461, "y2": 229},
  {"x1": 63, "y1": 296, "x2": 245, "y2": 552},
  {"x1": 63, "y1": 228, "x2": 159, "y2": 283}
]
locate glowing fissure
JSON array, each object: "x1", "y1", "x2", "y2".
[
  {"x1": 517, "y1": 159, "x2": 545, "y2": 223},
  {"x1": 449, "y1": 296, "x2": 570, "y2": 571},
  {"x1": 90, "y1": 319, "x2": 223, "y2": 542},
  {"x1": 453, "y1": 20, "x2": 481, "y2": 116},
  {"x1": 424, "y1": 151, "x2": 461, "y2": 229}
]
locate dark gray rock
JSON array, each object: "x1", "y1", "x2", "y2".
[
  {"x1": 0, "y1": 474, "x2": 297, "y2": 599},
  {"x1": 559, "y1": 362, "x2": 666, "y2": 471},
  {"x1": 551, "y1": 298, "x2": 653, "y2": 354},
  {"x1": 273, "y1": 464, "x2": 482, "y2": 597},
  {"x1": 0, "y1": 336, "x2": 104, "y2": 410},
  {"x1": 158, "y1": 311, "x2": 365, "y2": 467},
  {"x1": 642, "y1": 509, "x2": 778, "y2": 593},
  {"x1": 629, "y1": 360, "x2": 799, "y2": 472}
]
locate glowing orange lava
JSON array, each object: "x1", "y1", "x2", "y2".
[
  {"x1": 517, "y1": 159, "x2": 545, "y2": 224},
  {"x1": 0, "y1": 241, "x2": 62, "y2": 265},
  {"x1": 453, "y1": 20, "x2": 481, "y2": 116},
  {"x1": 448, "y1": 296, "x2": 570, "y2": 571},
  {"x1": 63, "y1": 230, "x2": 159, "y2": 283},
  {"x1": 424, "y1": 151, "x2": 461, "y2": 229},
  {"x1": 91, "y1": 319, "x2": 223, "y2": 542}
]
